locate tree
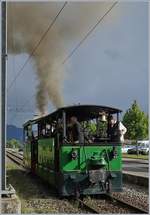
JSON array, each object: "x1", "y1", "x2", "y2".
[
  {"x1": 123, "y1": 100, "x2": 148, "y2": 140},
  {"x1": 7, "y1": 139, "x2": 20, "y2": 149}
]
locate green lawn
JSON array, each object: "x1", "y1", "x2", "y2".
[{"x1": 122, "y1": 153, "x2": 149, "y2": 160}]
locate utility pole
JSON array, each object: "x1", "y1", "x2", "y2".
[
  {"x1": 1, "y1": 0, "x2": 7, "y2": 191},
  {"x1": 1, "y1": 4, "x2": 20, "y2": 213}
]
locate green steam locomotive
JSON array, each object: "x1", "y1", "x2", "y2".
[{"x1": 23, "y1": 105, "x2": 122, "y2": 196}]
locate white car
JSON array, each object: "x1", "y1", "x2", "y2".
[
  {"x1": 122, "y1": 145, "x2": 134, "y2": 153},
  {"x1": 139, "y1": 142, "x2": 149, "y2": 155}
]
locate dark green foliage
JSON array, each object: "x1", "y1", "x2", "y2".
[
  {"x1": 82, "y1": 120, "x2": 107, "y2": 137},
  {"x1": 123, "y1": 100, "x2": 148, "y2": 140},
  {"x1": 82, "y1": 121, "x2": 96, "y2": 135},
  {"x1": 97, "y1": 121, "x2": 107, "y2": 137}
]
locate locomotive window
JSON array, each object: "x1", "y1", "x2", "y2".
[
  {"x1": 32, "y1": 124, "x2": 38, "y2": 138},
  {"x1": 38, "y1": 123, "x2": 45, "y2": 137},
  {"x1": 24, "y1": 129, "x2": 28, "y2": 141},
  {"x1": 46, "y1": 124, "x2": 51, "y2": 136},
  {"x1": 28, "y1": 125, "x2": 32, "y2": 137},
  {"x1": 38, "y1": 122, "x2": 53, "y2": 138},
  {"x1": 42, "y1": 128, "x2": 46, "y2": 136},
  {"x1": 24, "y1": 125, "x2": 32, "y2": 141}
]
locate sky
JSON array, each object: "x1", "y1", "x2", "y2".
[{"x1": 7, "y1": 1, "x2": 148, "y2": 128}]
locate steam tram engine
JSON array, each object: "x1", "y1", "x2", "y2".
[{"x1": 23, "y1": 105, "x2": 122, "y2": 196}]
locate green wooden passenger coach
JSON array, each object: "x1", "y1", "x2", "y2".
[{"x1": 23, "y1": 105, "x2": 122, "y2": 196}]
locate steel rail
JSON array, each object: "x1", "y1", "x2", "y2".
[
  {"x1": 6, "y1": 150, "x2": 24, "y2": 167},
  {"x1": 7, "y1": 149, "x2": 23, "y2": 159},
  {"x1": 106, "y1": 194, "x2": 148, "y2": 214},
  {"x1": 78, "y1": 195, "x2": 148, "y2": 214},
  {"x1": 76, "y1": 198, "x2": 99, "y2": 214}
]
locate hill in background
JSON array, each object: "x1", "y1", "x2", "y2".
[{"x1": 7, "y1": 125, "x2": 23, "y2": 141}]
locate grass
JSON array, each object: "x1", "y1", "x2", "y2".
[{"x1": 122, "y1": 153, "x2": 149, "y2": 160}]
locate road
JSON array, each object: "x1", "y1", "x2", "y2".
[{"x1": 122, "y1": 158, "x2": 149, "y2": 177}]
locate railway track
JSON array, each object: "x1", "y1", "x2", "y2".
[
  {"x1": 106, "y1": 194, "x2": 148, "y2": 214},
  {"x1": 6, "y1": 150, "x2": 148, "y2": 214},
  {"x1": 77, "y1": 195, "x2": 148, "y2": 214},
  {"x1": 6, "y1": 149, "x2": 24, "y2": 167},
  {"x1": 75, "y1": 198, "x2": 100, "y2": 214}
]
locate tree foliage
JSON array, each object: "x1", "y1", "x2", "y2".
[
  {"x1": 123, "y1": 100, "x2": 148, "y2": 140},
  {"x1": 7, "y1": 139, "x2": 20, "y2": 148},
  {"x1": 82, "y1": 120, "x2": 107, "y2": 137}
]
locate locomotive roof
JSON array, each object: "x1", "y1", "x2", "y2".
[{"x1": 23, "y1": 104, "x2": 122, "y2": 126}]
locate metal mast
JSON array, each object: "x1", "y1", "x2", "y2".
[{"x1": 1, "y1": 0, "x2": 7, "y2": 191}]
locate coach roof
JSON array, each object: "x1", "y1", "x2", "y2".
[{"x1": 23, "y1": 104, "x2": 122, "y2": 127}]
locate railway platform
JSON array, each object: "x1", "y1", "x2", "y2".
[
  {"x1": 123, "y1": 157, "x2": 149, "y2": 164},
  {"x1": 122, "y1": 157, "x2": 148, "y2": 177},
  {"x1": 122, "y1": 157, "x2": 149, "y2": 187},
  {"x1": 1, "y1": 194, "x2": 21, "y2": 214},
  {"x1": 1, "y1": 185, "x2": 21, "y2": 214}
]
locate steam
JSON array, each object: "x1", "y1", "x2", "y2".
[
  {"x1": 7, "y1": 2, "x2": 67, "y2": 115},
  {"x1": 7, "y1": 2, "x2": 117, "y2": 115}
]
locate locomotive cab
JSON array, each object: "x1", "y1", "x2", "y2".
[{"x1": 23, "y1": 105, "x2": 122, "y2": 196}]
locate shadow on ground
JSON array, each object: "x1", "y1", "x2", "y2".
[{"x1": 7, "y1": 168, "x2": 57, "y2": 200}]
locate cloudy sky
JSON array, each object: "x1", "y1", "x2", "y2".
[{"x1": 7, "y1": 1, "x2": 148, "y2": 127}]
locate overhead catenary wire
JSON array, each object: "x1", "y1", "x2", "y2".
[
  {"x1": 7, "y1": 2, "x2": 67, "y2": 123},
  {"x1": 8, "y1": 92, "x2": 35, "y2": 124},
  {"x1": 62, "y1": 1, "x2": 118, "y2": 65},
  {"x1": 7, "y1": 2, "x2": 67, "y2": 91},
  {"x1": 9, "y1": 2, "x2": 118, "y2": 125},
  {"x1": 9, "y1": 112, "x2": 33, "y2": 126},
  {"x1": 12, "y1": 2, "x2": 118, "y2": 113},
  {"x1": 7, "y1": 106, "x2": 34, "y2": 113}
]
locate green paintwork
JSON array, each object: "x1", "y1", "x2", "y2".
[
  {"x1": 23, "y1": 141, "x2": 31, "y2": 168},
  {"x1": 59, "y1": 145, "x2": 122, "y2": 172},
  {"x1": 35, "y1": 138, "x2": 55, "y2": 185},
  {"x1": 38, "y1": 138, "x2": 55, "y2": 169},
  {"x1": 23, "y1": 138, "x2": 122, "y2": 195},
  {"x1": 90, "y1": 155, "x2": 107, "y2": 167}
]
